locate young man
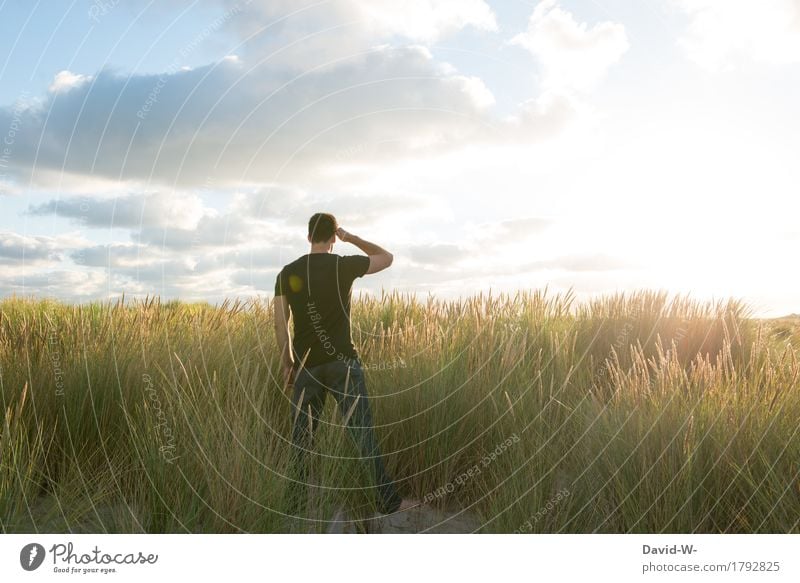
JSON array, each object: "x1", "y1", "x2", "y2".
[{"x1": 274, "y1": 212, "x2": 402, "y2": 518}]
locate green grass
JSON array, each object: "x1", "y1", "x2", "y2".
[{"x1": 0, "y1": 289, "x2": 797, "y2": 533}]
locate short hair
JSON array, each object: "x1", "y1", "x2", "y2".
[{"x1": 308, "y1": 212, "x2": 337, "y2": 243}]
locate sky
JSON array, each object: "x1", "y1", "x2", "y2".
[{"x1": 0, "y1": 0, "x2": 798, "y2": 316}]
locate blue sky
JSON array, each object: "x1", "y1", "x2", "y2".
[{"x1": 1, "y1": 0, "x2": 798, "y2": 316}]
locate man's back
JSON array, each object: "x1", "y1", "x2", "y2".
[{"x1": 274, "y1": 253, "x2": 369, "y2": 368}]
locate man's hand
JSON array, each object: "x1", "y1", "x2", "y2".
[
  {"x1": 336, "y1": 228, "x2": 393, "y2": 274},
  {"x1": 336, "y1": 227, "x2": 351, "y2": 243},
  {"x1": 274, "y1": 294, "x2": 294, "y2": 391}
]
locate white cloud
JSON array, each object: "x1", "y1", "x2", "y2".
[
  {"x1": 223, "y1": 0, "x2": 497, "y2": 70},
  {"x1": 408, "y1": 243, "x2": 468, "y2": 266},
  {"x1": 135, "y1": 212, "x2": 271, "y2": 251},
  {"x1": 523, "y1": 253, "x2": 633, "y2": 273},
  {"x1": 48, "y1": 70, "x2": 92, "y2": 93},
  {"x1": 495, "y1": 216, "x2": 553, "y2": 237},
  {"x1": 510, "y1": 0, "x2": 629, "y2": 92},
  {"x1": 71, "y1": 243, "x2": 159, "y2": 268},
  {"x1": 359, "y1": 0, "x2": 497, "y2": 42},
  {"x1": 398, "y1": 216, "x2": 553, "y2": 270},
  {"x1": 0, "y1": 182, "x2": 22, "y2": 197},
  {"x1": 672, "y1": 0, "x2": 800, "y2": 69},
  {"x1": 1, "y1": 48, "x2": 498, "y2": 188},
  {"x1": 0, "y1": 268, "x2": 108, "y2": 300},
  {"x1": 0, "y1": 231, "x2": 87, "y2": 265},
  {"x1": 501, "y1": 91, "x2": 580, "y2": 141},
  {"x1": 67, "y1": 241, "x2": 286, "y2": 298},
  {"x1": 28, "y1": 192, "x2": 207, "y2": 230}
]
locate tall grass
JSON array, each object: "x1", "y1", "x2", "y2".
[{"x1": 0, "y1": 289, "x2": 797, "y2": 533}]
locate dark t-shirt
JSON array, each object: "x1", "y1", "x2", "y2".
[{"x1": 274, "y1": 253, "x2": 370, "y2": 369}]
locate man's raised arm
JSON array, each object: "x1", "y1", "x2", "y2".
[{"x1": 336, "y1": 227, "x2": 393, "y2": 274}]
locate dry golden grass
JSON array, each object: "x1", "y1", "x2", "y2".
[{"x1": 1, "y1": 289, "x2": 797, "y2": 533}]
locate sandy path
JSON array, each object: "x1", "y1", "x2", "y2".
[{"x1": 326, "y1": 499, "x2": 481, "y2": 534}]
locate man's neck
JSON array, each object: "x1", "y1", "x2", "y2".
[{"x1": 309, "y1": 246, "x2": 331, "y2": 254}]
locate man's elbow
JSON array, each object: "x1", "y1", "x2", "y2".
[{"x1": 366, "y1": 252, "x2": 393, "y2": 274}]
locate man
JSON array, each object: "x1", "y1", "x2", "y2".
[{"x1": 274, "y1": 212, "x2": 403, "y2": 518}]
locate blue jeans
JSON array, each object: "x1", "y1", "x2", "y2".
[{"x1": 285, "y1": 358, "x2": 402, "y2": 516}]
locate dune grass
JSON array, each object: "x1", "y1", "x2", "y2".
[{"x1": 0, "y1": 289, "x2": 797, "y2": 533}]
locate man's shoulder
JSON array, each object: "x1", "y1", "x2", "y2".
[
  {"x1": 337, "y1": 253, "x2": 367, "y2": 263},
  {"x1": 274, "y1": 256, "x2": 304, "y2": 284},
  {"x1": 277, "y1": 254, "x2": 343, "y2": 278},
  {"x1": 280, "y1": 253, "x2": 358, "y2": 272},
  {"x1": 280, "y1": 254, "x2": 311, "y2": 270}
]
